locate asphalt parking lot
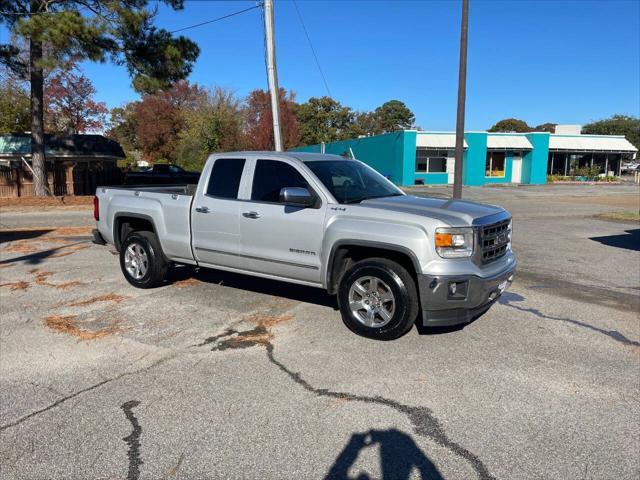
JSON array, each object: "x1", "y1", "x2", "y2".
[{"x1": 1, "y1": 184, "x2": 639, "y2": 480}]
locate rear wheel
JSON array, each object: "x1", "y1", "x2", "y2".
[
  {"x1": 119, "y1": 231, "x2": 168, "y2": 288},
  {"x1": 338, "y1": 258, "x2": 419, "y2": 340}
]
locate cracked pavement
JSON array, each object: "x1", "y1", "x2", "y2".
[{"x1": 1, "y1": 184, "x2": 639, "y2": 479}]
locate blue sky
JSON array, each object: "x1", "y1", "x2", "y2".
[{"x1": 3, "y1": 0, "x2": 639, "y2": 130}]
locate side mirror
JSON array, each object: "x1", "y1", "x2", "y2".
[{"x1": 280, "y1": 187, "x2": 315, "y2": 207}]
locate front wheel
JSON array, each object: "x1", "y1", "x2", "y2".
[
  {"x1": 337, "y1": 258, "x2": 419, "y2": 340},
  {"x1": 119, "y1": 231, "x2": 168, "y2": 288}
]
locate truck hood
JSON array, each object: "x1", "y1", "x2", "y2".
[{"x1": 358, "y1": 195, "x2": 507, "y2": 226}]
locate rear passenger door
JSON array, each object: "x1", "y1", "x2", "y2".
[
  {"x1": 239, "y1": 159, "x2": 326, "y2": 284},
  {"x1": 191, "y1": 157, "x2": 247, "y2": 269}
]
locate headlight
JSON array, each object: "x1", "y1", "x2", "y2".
[{"x1": 435, "y1": 227, "x2": 474, "y2": 258}]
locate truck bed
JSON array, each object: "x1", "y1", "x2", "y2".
[{"x1": 95, "y1": 184, "x2": 196, "y2": 263}]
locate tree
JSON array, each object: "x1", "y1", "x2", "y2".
[
  {"x1": 534, "y1": 122, "x2": 557, "y2": 133},
  {"x1": 488, "y1": 118, "x2": 532, "y2": 133},
  {"x1": 0, "y1": 72, "x2": 30, "y2": 133},
  {"x1": 244, "y1": 88, "x2": 299, "y2": 151},
  {"x1": 176, "y1": 87, "x2": 244, "y2": 171},
  {"x1": 583, "y1": 114, "x2": 640, "y2": 150},
  {"x1": 0, "y1": 1, "x2": 199, "y2": 196},
  {"x1": 349, "y1": 111, "x2": 381, "y2": 137},
  {"x1": 294, "y1": 96, "x2": 354, "y2": 145},
  {"x1": 374, "y1": 100, "x2": 415, "y2": 133},
  {"x1": 106, "y1": 102, "x2": 140, "y2": 168},
  {"x1": 44, "y1": 65, "x2": 107, "y2": 133},
  {"x1": 134, "y1": 81, "x2": 202, "y2": 163}
]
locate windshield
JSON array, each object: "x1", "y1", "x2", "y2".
[{"x1": 305, "y1": 160, "x2": 403, "y2": 204}]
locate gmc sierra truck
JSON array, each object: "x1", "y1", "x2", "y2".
[{"x1": 93, "y1": 152, "x2": 515, "y2": 340}]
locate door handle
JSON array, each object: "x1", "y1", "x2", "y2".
[
  {"x1": 195, "y1": 206, "x2": 210, "y2": 213},
  {"x1": 242, "y1": 211, "x2": 260, "y2": 219}
]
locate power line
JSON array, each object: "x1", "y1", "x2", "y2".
[
  {"x1": 291, "y1": 0, "x2": 331, "y2": 97},
  {"x1": 170, "y1": 4, "x2": 262, "y2": 34}
]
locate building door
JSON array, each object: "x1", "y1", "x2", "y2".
[
  {"x1": 446, "y1": 154, "x2": 455, "y2": 184},
  {"x1": 511, "y1": 155, "x2": 522, "y2": 183}
]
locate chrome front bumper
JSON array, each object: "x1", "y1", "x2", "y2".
[{"x1": 417, "y1": 264, "x2": 516, "y2": 327}]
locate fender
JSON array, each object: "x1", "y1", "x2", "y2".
[
  {"x1": 113, "y1": 212, "x2": 158, "y2": 251},
  {"x1": 325, "y1": 239, "x2": 423, "y2": 291},
  {"x1": 322, "y1": 217, "x2": 429, "y2": 293}
]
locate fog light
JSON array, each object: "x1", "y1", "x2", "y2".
[{"x1": 447, "y1": 281, "x2": 468, "y2": 300}]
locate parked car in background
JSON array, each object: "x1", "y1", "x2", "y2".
[
  {"x1": 124, "y1": 164, "x2": 200, "y2": 185},
  {"x1": 94, "y1": 152, "x2": 515, "y2": 340},
  {"x1": 621, "y1": 162, "x2": 640, "y2": 173}
]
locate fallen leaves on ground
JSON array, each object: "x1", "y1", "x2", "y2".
[
  {"x1": 227, "y1": 328, "x2": 273, "y2": 346},
  {"x1": 28, "y1": 269, "x2": 83, "y2": 290},
  {"x1": 43, "y1": 314, "x2": 123, "y2": 341},
  {"x1": 64, "y1": 293, "x2": 129, "y2": 307},
  {"x1": 173, "y1": 278, "x2": 200, "y2": 288},
  {"x1": 0, "y1": 281, "x2": 30, "y2": 291},
  {"x1": 3, "y1": 242, "x2": 40, "y2": 254},
  {"x1": 1, "y1": 227, "x2": 92, "y2": 259},
  {"x1": 244, "y1": 313, "x2": 295, "y2": 328},
  {"x1": 0, "y1": 196, "x2": 93, "y2": 208},
  {"x1": 329, "y1": 396, "x2": 352, "y2": 407}
]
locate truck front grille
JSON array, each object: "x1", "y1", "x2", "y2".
[{"x1": 479, "y1": 219, "x2": 511, "y2": 263}]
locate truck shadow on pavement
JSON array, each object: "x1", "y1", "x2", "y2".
[
  {"x1": 168, "y1": 265, "x2": 339, "y2": 309},
  {"x1": 326, "y1": 429, "x2": 444, "y2": 480},
  {"x1": 590, "y1": 228, "x2": 640, "y2": 251},
  {"x1": 0, "y1": 241, "x2": 88, "y2": 266},
  {"x1": 0, "y1": 228, "x2": 54, "y2": 243}
]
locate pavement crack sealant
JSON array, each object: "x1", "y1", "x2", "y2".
[
  {"x1": 121, "y1": 400, "x2": 143, "y2": 480},
  {"x1": 265, "y1": 343, "x2": 497, "y2": 480},
  {"x1": 499, "y1": 292, "x2": 640, "y2": 347}
]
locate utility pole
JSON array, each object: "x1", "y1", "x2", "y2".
[
  {"x1": 452, "y1": 0, "x2": 469, "y2": 199},
  {"x1": 263, "y1": 0, "x2": 283, "y2": 151}
]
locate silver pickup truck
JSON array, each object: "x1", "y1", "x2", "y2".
[{"x1": 94, "y1": 152, "x2": 515, "y2": 340}]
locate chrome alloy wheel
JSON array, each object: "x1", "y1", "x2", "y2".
[
  {"x1": 124, "y1": 243, "x2": 149, "y2": 280},
  {"x1": 348, "y1": 276, "x2": 396, "y2": 328}
]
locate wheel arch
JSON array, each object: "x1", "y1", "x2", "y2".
[
  {"x1": 113, "y1": 213, "x2": 157, "y2": 251},
  {"x1": 325, "y1": 240, "x2": 421, "y2": 295}
]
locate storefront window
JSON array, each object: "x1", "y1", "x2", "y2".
[
  {"x1": 415, "y1": 149, "x2": 447, "y2": 173},
  {"x1": 485, "y1": 151, "x2": 505, "y2": 177},
  {"x1": 547, "y1": 152, "x2": 624, "y2": 176}
]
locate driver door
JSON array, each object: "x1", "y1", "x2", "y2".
[{"x1": 239, "y1": 159, "x2": 326, "y2": 284}]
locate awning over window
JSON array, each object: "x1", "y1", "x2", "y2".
[
  {"x1": 549, "y1": 135, "x2": 638, "y2": 152},
  {"x1": 486, "y1": 135, "x2": 533, "y2": 150},
  {"x1": 416, "y1": 133, "x2": 467, "y2": 149}
]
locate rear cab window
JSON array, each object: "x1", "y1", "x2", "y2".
[{"x1": 206, "y1": 158, "x2": 246, "y2": 199}]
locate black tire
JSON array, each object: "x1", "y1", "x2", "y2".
[
  {"x1": 119, "y1": 231, "x2": 168, "y2": 289},
  {"x1": 337, "y1": 257, "x2": 419, "y2": 340}
]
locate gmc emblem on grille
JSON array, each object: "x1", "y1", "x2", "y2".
[{"x1": 495, "y1": 232, "x2": 508, "y2": 244}]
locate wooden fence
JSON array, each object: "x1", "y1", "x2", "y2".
[{"x1": 0, "y1": 160, "x2": 121, "y2": 198}]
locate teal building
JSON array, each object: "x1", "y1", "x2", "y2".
[{"x1": 292, "y1": 130, "x2": 637, "y2": 186}]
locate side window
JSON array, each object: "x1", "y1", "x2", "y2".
[
  {"x1": 251, "y1": 160, "x2": 309, "y2": 203},
  {"x1": 206, "y1": 158, "x2": 246, "y2": 199}
]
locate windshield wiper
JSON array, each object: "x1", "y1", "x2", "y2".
[
  {"x1": 342, "y1": 196, "x2": 367, "y2": 204},
  {"x1": 342, "y1": 193, "x2": 403, "y2": 204}
]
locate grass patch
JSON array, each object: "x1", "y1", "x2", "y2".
[{"x1": 594, "y1": 211, "x2": 640, "y2": 223}]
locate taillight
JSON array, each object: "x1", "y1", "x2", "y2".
[{"x1": 93, "y1": 196, "x2": 99, "y2": 221}]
